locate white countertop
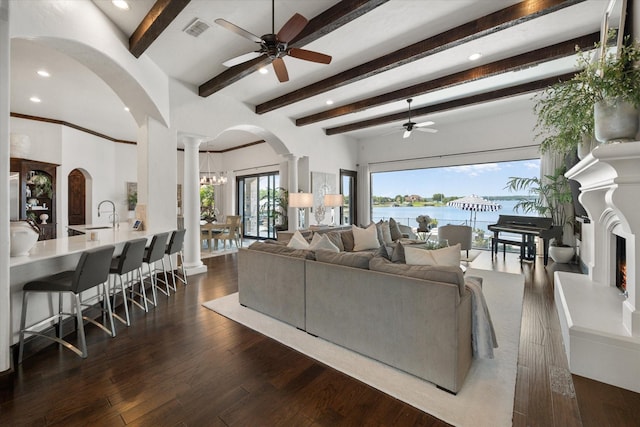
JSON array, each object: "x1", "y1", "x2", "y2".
[{"x1": 10, "y1": 223, "x2": 165, "y2": 268}]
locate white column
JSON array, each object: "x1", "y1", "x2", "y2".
[
  {"x1": 182, "y1": 137, "x2": 207, "y2": 276},
  {"x1": 286, "y1": 154, "x2": 298, "y2": 231},
  {"x1": 0, "y1": 0, "x2": 10, "y2": 374}
]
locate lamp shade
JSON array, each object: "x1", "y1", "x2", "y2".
[
  {"x1": 323, "y1": 194, "x2": 343, "y2": 207},
  {"x1": 289, "y1": 192, "x2": 314, "y2": 208}
]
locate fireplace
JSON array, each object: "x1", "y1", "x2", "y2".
[
  {"x1": 616, "y1": 235, "x2": 626, "y2": 293},
  {"x1": 554, "y1": 141, "x2": 640, "y2": 393}
]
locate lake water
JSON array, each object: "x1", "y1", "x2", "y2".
[{"x1": 372, "y1": 199, "x2": 522, "y2": 234}]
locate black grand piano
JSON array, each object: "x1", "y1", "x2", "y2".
[{"x1": 488, "y1": 215, "x2": 562, "y2": 266}]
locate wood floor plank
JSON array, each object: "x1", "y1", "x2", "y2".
[{"x1": 2, "y1": 250, "x2": 638, "y2": 426}]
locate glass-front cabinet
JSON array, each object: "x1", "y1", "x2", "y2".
[{"x1": 10, "y1": 158, "x2": 58, "y2": 240}]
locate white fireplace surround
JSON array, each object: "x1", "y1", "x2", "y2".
[{"x1": 555, "y1": 141, "x2": 640, "y2": 393}]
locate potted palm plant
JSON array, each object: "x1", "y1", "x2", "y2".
[
  {"x1": 505, "y1": 166, "x2": 575, "y2": 263},
  {"x1": 260, "y1": 187, "x2": 288, "y2": 232}
]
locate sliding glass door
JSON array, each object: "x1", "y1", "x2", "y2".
[{"x1": 237, "y1": 172, "x2": 280, "y2": 240}]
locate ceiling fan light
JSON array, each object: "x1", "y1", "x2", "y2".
[{"x1": 258, "y1": 67, "x2": 269, "y2": 74}]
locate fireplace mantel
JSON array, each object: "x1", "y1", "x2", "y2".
[{"x1": 556, "y1": 141, "x2": 640, "y2": 393}]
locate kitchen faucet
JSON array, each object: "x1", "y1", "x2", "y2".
[{"x1": 97, "y1": 200, "x2": 118, "y2": 228}]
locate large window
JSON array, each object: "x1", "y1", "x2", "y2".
[
  {"x1": 237, "y1": 172, "x2": 280, "y2": 240},
  {"x1": 340, "y1": 169, "x2": 357, "y2": 225},
  {"x1": 370, "y1": 159, "x2": 540, "y2": 248}
]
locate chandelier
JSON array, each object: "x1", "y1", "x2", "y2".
[{"x1": 200, "y1": 147, "x2": 228, "y2": 186}]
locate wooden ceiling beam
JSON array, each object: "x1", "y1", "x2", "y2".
[
  {"x1": 324, "y1": 72, "x2": 576, "y2": 135},
  {"x1": 255, "y1": 0, "x2": 585, "y2": 114},
  {"x1": 297, "y1": 32, "x2": 599, "y2": 126},
  {"x1": 129, "y1": 0, "x2": 191, "y2": 58},
  {"x1": 198, "y1": 0, "x2": 390, "y2": 98}
]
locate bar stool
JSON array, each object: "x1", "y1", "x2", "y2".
[
  {"x1": 18, "y1": 245, "x2": 116, "y2": 362},
  {"x1": 156, "y1": 229, "x2": 188, "y2": 294},
  {"x1": 108, "y1": 238, "x2": 147, "y2": 326},
  {"x1": 140, "y1": 232, "x2": 171, "y2": 306}
]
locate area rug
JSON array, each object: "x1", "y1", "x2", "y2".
[{"x1": 202, "y1": 268, "x2": 524, "y2": 426}]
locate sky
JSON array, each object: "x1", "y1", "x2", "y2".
[{"x1": 371, "y1": 158, "x2": 540, "y2": 199}]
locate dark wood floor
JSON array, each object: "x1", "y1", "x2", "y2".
[{"x1": 1, "y1": 251, "x2": 638, "y2": 426}]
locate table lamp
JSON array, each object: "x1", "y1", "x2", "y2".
[
  {"x1": 323, "y1": 194, "x2": 343, "y2": 226},
  {"x1": 289, "y1": 192, "x2": 314, "y2": 229}
]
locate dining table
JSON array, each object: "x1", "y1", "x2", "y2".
[{"x1": 200, "y1": 222, "x2": 231, "y2": 251}]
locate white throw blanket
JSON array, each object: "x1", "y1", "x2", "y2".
[{"x1": 466, "y1": 277, "x2": 498, "y2": 358}]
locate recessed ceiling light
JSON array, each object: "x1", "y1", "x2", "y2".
[
  {"x1": 326, "y1": 99, "x2": 334, "y2": 105},
  {"x1": 124, "y1": 106, "x2": 130, "y2": 112},
  {"x1": 30, "y1": 96, "x2": 41, "y2": 103},
  {"x1": 258, "y1": 67, "x2": 268, "y2": 75},
  {"x1": 468, "y1": 52, "x2": 482, "y2": 61},
  {"x1": 112, "y1": 0, "x2": 130, "y2": 10},
  {"x1": 37, "y1": 70, "x2": 50, "y2": 77}
]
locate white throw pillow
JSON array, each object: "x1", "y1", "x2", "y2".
[
  {"x1": 404, "y1": 243, "x2": 461, "y2": 267},
  {"x1": 352, "y1": 224, "x2": 380, "y2": 251},
  {"x1": 287, "y1": 230, "x2": 310, "y2": 249},
  {"x1": 309, "y1": 233, "x2": 340, "y2": 252}
]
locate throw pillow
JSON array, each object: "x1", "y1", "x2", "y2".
[
  {"x1": 287, "y1": 230, "x2": 310, "y2": 249},
  {"x1": 325, "y1": 231, "x2": 345, "y2": 251},
  {"x1": 404, "y1": 243, "x2": 461, "y2": 267},
  {"x1": 388, "y1": 217, "x2": 402, "y2": 241},
  {"x1": 352, "y1": 224, "x2": 380, "y2": 251},
  {"x1": 391, "y1": 241, "x2": 406, "y2": 263},
  {"x1": 374, "y1": 244, "x2": 391, "y2": 260},
  {"x1": 316, "y1": 249, "x2": 374, "y2": 269},
  {"x1": 341, "y1": 230, "x2": 355, "y2": 252},
  {"x1": 309, "y1": 233, "x2": 340, "y2": 252},
  {"x1": 376, "y1": 220, "x2": 393, "y2": 245}
]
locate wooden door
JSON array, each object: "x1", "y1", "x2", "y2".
[{"x1": 68, "y1": 169, "x2": 86, "y2": 226}]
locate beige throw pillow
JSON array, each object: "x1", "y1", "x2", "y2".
[
  {"x1": 309, "y1": 233, "x2": 340, "y2": 252},
  {"x1": 404, "y1": 243, "x2": 461, "y2": 267},
  {"x1": 287, "y1": 230, "x2": 310, "y2": 249},
  {"x1": 352, "y1": 224, "x2": 380, "y2": 251}
]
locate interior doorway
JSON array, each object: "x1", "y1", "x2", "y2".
[{"x1": 68, "y1": 169, "x2": 86, "y2": 226}]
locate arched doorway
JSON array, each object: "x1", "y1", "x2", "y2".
[{"x1": 68, "y1": 169, "x2": 86, "y2": 227}]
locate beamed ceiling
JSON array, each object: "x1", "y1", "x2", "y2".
[{"x1": 10, "y1": 0, "x2": 620, "y2": 150}]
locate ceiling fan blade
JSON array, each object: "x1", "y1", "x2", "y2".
[
  {"x1": 289, "y1": 48, "x2": 332, "y2": 64},
  {"x1": 416, "y1": 127, "x2": 438, "y2": 134},
  {"x1": 215, "y1": 18, "x2": 262, "y2": 43},
  {"x1": 222, "y1": 51, "x2": 263, "y2": 67},
  {"x1": 415, "y1": 120, "x2": 435, "y2": 128},
  {"x1": 277, "y1": 13, "x2": 308, "y2": 43},
  {"x1": 403, "y1": 129, "x2": 412, "y2": 139},
  {"x1": 272, "y1": 57, "x2": 289, "y2": 82}
]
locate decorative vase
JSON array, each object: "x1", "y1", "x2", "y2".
[
  {"x1": 549, "y1": 245, "x2": 575, "y2": 264},
  {"x1": 594, "y1": 98, "x2": 639, "y2": 143},
  {"x1": 10, "y1": 220, "x2": 40, "y2": 257}
]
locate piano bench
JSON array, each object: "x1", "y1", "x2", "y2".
[{"x1": 492, "y1": 237, "x2": 530, "y2": 260}]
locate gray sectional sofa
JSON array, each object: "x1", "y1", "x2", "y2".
[{"x1": 237, "y1": 233, "x2": 474, "y2": 394}]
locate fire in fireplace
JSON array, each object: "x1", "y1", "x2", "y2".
[{"x1": 616, "y1": 235, "x2": 626, "y2": 292}]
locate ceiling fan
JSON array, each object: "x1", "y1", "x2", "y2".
[
  {"x1": 215, "y1": 0, "x2": 332, "y2": 82},
  {"x1": 400, "y1": 98, "x2": 437, "y2": 139}
]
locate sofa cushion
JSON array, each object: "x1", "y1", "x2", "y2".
[
  {"x1": 287, "y1": 230, "x2": 311, "y2": 249},
  {"x1": 374, "y1": 244, "x2": 391, "y2": 260},
  {"x1": 316, "y1": 249, "x2": 374, "y2": 269},
  {"x1": 324, "y1": 231, "x2": 345, "y2": 252},
  {"x1": 404, "y1": 243, "x2": 462, "y2": 267},
  {"x1": 352, "y1": 224, "x2": 380, "y2": 251},
  {"x1": 248, "y1": 241, "x2": 316, "y2": 259},
  {"x1": 309, "y1": 233, "x2": 340, "y2": 252},
  {"x1": 388, "y1": 217, "x2": 403, "y2": 241},
  {"x1": 369, "y1": 256, "x2": 465, "y2": 295}
]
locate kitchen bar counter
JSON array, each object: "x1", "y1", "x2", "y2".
[{"x1": 9, "y1": 223, "x2": 172, "y2": 347}]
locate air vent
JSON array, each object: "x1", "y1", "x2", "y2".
[{"x1": 183, "y1": 18, "x2": 211, "y2": 38}]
